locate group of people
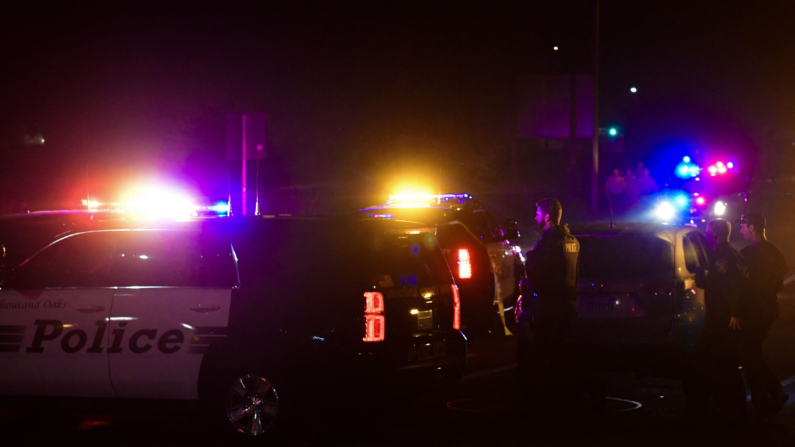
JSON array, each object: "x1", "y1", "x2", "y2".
[
  {"x1": 605, "y1": 162, "x2": 658, "y2": 216},
  {"x1": 698, "y1": 212, "x2": 788, "y2": 425},
  {"x1": 519, "y1": 197, "x2": 788, "y2": 425}
]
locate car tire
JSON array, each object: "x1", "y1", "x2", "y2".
[
  {"x1": 198, "y1": 342, "x2": 294, "y2": 442},
  {"x1": 223, "y1": 373, "x2": 282, "y2": 436}
]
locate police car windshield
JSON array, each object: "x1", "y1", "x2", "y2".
[{"x1": 577, "y1": 235, "x2": 674, "y2": 279}]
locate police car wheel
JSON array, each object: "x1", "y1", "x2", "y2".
[{"x1": 222, "y1": 373, "x2": 281, "y2": 437}]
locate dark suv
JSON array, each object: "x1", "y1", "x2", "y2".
[{"x1": 360, "y1": 194, "x2": 525, "y2": 335}]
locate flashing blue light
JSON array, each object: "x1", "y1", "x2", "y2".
[
  {"x1": 675, "y1": 161, "x2": 700, "y2": 179},
  {"x1": 683, "y1": 156, "x2": 691, "y2": 163},
  {"x1": 677, "y1": 197, "x2": 686, "y2": 205},
  {"x1": 209, "y1": 202, "x2": 230, "y2": 213},
  {"x1": 727, "y1": 162, "x2": 734, "y2": 169}
]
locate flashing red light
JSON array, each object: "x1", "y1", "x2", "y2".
[
  {"x1": 696, "y1": 197, "x2": 706, "y2": 205},
  {"x1": 451, "y1": 284, "x2": 461, "y2": 330},
  {"x1": 458, "y1": 248, "x2": 472, "y2": 279},
  {"x1": 363, "y1": 292, "x2": 385, "y2": 342}
]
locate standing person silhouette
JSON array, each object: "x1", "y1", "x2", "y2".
[{"x1": 737, "y1": 212, "x2": 789, "y2": 420}]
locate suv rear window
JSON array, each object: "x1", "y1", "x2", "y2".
[
  {"x1": 577, "y1": 235, "x2": 674, "y2": 278},
  {"x1": 365, "y1": 232, "x2": 452, "y2": 288},
  {"x1": 234, "y1": 219, "x2": 451, "y2": 290}
]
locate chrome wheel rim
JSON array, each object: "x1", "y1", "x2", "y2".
[{"x1": 224, "y1": 374, "x2": 280, "y2": 436}]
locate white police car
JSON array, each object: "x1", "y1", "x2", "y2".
[{"x1": 0, "y1": 213, "x2": 467, "y2": 437}]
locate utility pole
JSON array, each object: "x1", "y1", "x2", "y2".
[
  {"x1": 591, "y1": 0, "x2": 601, "y2": 216},
  {"x1": 569, "y1": 74, "x2": 577, "y2": 198},
  {"x1": 242, "y1": 114, "x2": 247, "y2": 216}
]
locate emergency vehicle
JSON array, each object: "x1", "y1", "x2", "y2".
[
  {"x1": 517, "y1": 223, "x2": 708, "y2": 385},
  {"x1": 649, "y1": 157, "x2": 750, "y2": 229},
  {"x1": 359, "y1": 194, "x2": 525, "y2": 335},
  {"x1": 0, "y1": 212, "x2": 467, "y2": 438}
]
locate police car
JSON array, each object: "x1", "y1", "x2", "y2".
[
  {"x1": 649, "y1": 158, "x2": 750, "y2": 229},
  {"x1": 0, "y1": 212, "x2": 467, "y2": 438},
  {"x1": 360, "y1": 194, "x2": 525, "y2": 335},
  {"x1": 556, "y1": 223, "x2": 707, "y2": 378}
]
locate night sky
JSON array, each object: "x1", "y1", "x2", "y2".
[{"x1": 3, "y1": 1, "x2": 795, "y2": 213}]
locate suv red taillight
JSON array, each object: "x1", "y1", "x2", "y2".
[
  {"x1": 451, "y1": 284, "x2": 461, "y2": 330},
  {"x1": 363, "y1": 291, "x2": 385, "y2": 342},
  {"x1": 458, "y1": 248, "x2": 472, "y2": 279}
]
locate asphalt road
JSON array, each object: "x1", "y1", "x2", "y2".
[{"x1": 3, "y1": 294, "x2": 795, "y2": 446}]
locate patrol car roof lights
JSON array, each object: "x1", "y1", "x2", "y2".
[
  {"x1": 705, "y1": 160, "x2": 735, "y2": 177},
  {"x1": 384, "y1": 193, "x2": 473, "y2": 208},
  {"x1": 655, "y1": 202, "x2": 676, "y2": 221},
  {"x1": 363, "y1": 291, "x2": 385, "y2": 342},
  {"x1": 713, "y1": 201, "x2": 727, "y2": 216},
  {"x1": 458, "y1": 248, "x2": 472, "y2": 279},
  {"x1": 208, "y1": 202, "x2": 230, "y2": 213},
  {"x1": 80, "y1": 188, "x2": 231, "y2": 218},
  {"x1": 126, "y1": 188, "x2": 196, "y2": 218},
  {"x1": 675, "y1": 157, "x2": 700, "y2": 179},
  {"x1": 451, "y1": 284, "x2": 461, "y2": 331}
]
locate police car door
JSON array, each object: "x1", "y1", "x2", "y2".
[
  {"x1": 107, "y1": 230, "x2": 237, "y2": 400},
  {"x1": 474, "y1": 211, "x2": 516, "y2": 302},
  {"x1": 475, "y1": 211, "x2": 519, "y2": 331},
  {"x1": 0, "y1": 231, "x2": 119, "y2": 397}
]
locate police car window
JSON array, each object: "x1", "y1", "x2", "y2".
[
  {"x1": 115, "y1": 231, "x2": 237, "y2": 288},
  {"x1": 690, "y1": 232, "x2": 710, "y2": 269},
  {"x1": 683, "y1": 234, "x2": 699, "y2": 274},
  {"x1": 577, "y1": 236, "x2": 674, "y2": 278},
  {"x1": 483, "y1": 212, "x2": 504, "y2": 238},
  {"x1": 469, "y1": 212, "x2": 494, "y2": 240},
  {"x1": 19, "y1": 231, "x2": 121, "y2": 288}
]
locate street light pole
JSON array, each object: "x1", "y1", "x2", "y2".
[
  {"x1": 242, "y1": 114, "x2": 247, "y2": 216},
  {"x1": 591, "y1": 0, "x2": 600, "y2": 216}
]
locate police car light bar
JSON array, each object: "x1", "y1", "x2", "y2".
[
  {"x1": 384, "y1": 193, "x2": 473, "y2": 207},
  {"x1": 80, "y1": 192, "x2": 230, "y2": 218}
]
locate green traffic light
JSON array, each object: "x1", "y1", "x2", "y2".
[{"x1": 608, "y1": 128, "x2": 618, "y2": 136}]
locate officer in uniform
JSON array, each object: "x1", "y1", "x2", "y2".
[
  {"x1": 737, "y1": 211, "x2": 789, "y2": 418},
  {"x1": 517, "y1": 198, "x2": 580, "y2": 411},
  {"x1": 698, "y1": 219, "x2": 748, "y2": 424}
]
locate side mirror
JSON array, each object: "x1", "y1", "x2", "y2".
[{"x1": 503, "y1": 219, "x2": 521, "y2": 240}]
